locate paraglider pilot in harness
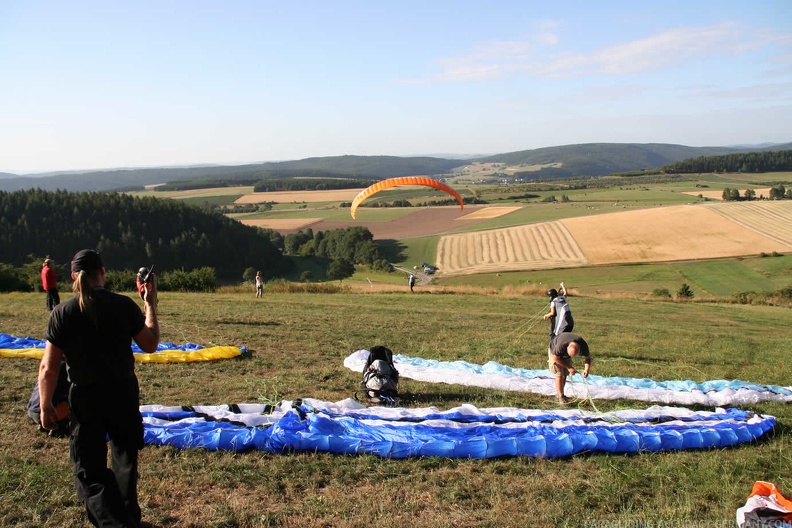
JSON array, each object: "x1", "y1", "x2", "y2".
[
  {"x1": 358, "y1": 345, "x2": 400, "y2": 404},
  {"x1": 544, "y1": 282, "x2": 574, "y2": 347}
]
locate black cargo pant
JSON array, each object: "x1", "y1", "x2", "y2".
[
  {"x1": 45, "y1": 287, "x2": 60, "y2": 311},
  {"x1": 69, "y1": 376, "x2": 143, "y2": 528}
]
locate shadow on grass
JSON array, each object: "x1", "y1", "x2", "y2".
[
  {"x1": 377, "y1": 239, "x2": 407, "y2": 263},
  {"x1": 217, "y1": 320, "x2": 283, "y2": 326}
]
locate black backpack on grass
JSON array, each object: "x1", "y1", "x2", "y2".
[{"x1": 360, "y1": 345, "x2": 399, "y2": 399}]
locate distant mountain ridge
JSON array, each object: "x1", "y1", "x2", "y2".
[{"x1": 1, "y1": 142, "x2": 789, "y2": 193}]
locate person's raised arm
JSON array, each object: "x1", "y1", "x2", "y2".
[
  {"x1": 133, "y1": 276, "x2": 160, "y2": 353},
  {"x1": 39, "y1": 342, "x2": 64, "y2": 430},
  {"x1": 559, "y1": 282, "x2": 567, "y2": 296}
]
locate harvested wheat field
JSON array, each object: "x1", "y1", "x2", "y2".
[
  {"x1": 561, "y1": 203, "x2": 792, "y2": 265},
  {"x1": 234, "y1": 189, "x2": 365, "y2": 204},
  {"x1": 456, "y1": 206, "x2": 522, "y2": 220},
  {"x1": 435, "y1": 202, "x2": 792, "y2": 275},
  {"x1": 436, "y1": 221, "x2": 589, "y2": 275},
  {"x1": 238, "y1": 218, "x2": 322, "y2": 230},
  {"x1": 705, "y1": 200, "x2": 792, "y2": 246}
]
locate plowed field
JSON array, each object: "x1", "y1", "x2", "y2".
[{"x1": 436, "y1": 221, "x2": 588, "y2": 275}]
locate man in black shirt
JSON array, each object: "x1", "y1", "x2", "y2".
[{"x1": 39, "y1": 249, "x2": 159, "y2": 528}]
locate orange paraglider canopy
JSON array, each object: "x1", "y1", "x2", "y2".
[{"x1": 350, "y1": 176, "x2": 464, "y2": 219}]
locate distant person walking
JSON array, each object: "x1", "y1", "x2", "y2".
[
  {"x1": 544, "y1": 282, "x2": 573, "y2": 346},
  {"x1": 548, "y1": 332, "x2": 592, "y2": 406},
  {"x1": 408, "y1": 274, "x2": 416, "y2": 293},
  {"x1": 41, "y1": 258, "x2": 60, "y2": 311},
  {"x1": 39, "y1": 249, "x2": 160, "y2": 527},
  {"x1": 255, "y1": 271, "x2": 264, "y2": 298}
]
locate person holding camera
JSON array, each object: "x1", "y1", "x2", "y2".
[{"x1": 38, "y1": 249, "x2": 159, "y2": 527}]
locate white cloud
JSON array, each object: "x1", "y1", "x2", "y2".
[
  {"x1": 427, "y1": 22, "x2": 789, "y2": 82},
  {"x1": 682, "y1": 82, "x2": 792, "y2": 102}
]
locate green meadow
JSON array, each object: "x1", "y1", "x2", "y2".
[
  {"x1": 1, "y1": 291, "x2": 789, "y2": 527},
  {"x1": 432, "y1": 255, "x2": 792, "y2": 299}
]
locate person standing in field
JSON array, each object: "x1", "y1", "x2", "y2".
[
  {"x1": 255, "y1": 271, "x2": 264, "y2": 298},
  {"x1": 543, "y1": 281, "x2": 573, "y2": 347},
  {"x1": 41, "y1": 258, "x2": 60, "y2": 311},
  {"x1": 548, "y1": 332, "x2": 592, "y2": 406},
  {"x1": 38, "y1": 249, "x2": 160, "y2": 527},
  {"x1": 408, "y1": 274, "x2": 416, "y2": 293}
]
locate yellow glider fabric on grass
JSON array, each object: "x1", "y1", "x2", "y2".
[
  {"x1": 0, "y1": 334, "x2": 244, "y2": 363},
  {"x1": 133, "y1": 346, "x2": 243, "y2": 363},
  {"x1": 0, "y1": 346, "x2": 243, "y2": 363},
  {"x1": 350, "y1": 176, "x2": 464, "y2": 219}
]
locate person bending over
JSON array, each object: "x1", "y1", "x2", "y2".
[{"x1": 548, "y1": 332, "x2": 591, "y2": 406}]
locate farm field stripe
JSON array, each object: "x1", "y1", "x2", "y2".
[
  {"x1": 436, "y1": 222, "x2": 587, "y2": 275},
  {"x1": 706, "y1": 201, "x2": 792, "y2": 247},
  {"x1": 561, "y1": 205, "x2": 789, "y2": 265}
]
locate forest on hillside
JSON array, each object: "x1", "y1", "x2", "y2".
[
  {"x1": 657, "y1": 150, "x2": 792, "y2": 174},
  {"x1": 0, "y1": 189, "x2": 290, "y2": 279}
]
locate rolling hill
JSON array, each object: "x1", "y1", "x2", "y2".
[{"x1": 1, "y1": 142, "x2": 789, "y2": 193}]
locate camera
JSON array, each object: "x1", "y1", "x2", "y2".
[{"x1": 136, "y1": 265, "x2": 154, "y2": 297}]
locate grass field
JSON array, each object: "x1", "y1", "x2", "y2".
[
  {"x1": 434, "y1": 254, "x2": 792, "y2": 299},
  {"x1": 1, "y1": 291, "x2": 790, "y2": 527}
]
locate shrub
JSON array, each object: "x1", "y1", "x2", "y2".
[
  {"x1": 676, "y1": 283, "x2": 694, "y2": 299},
  {"x1": 242, "y1": 267, "x2": 257, "y2": 282},
  {"x1": 104, "y1": 269, "x2": 137, "y2": 293},
  {"x1": 0, "y1": 263, "x2": 30, "y2": 292},
  {"x1": 651, "y1": 288, "x2": 672, "y2": 299},
  {"x1": 159, "y1": 267, "x2": 217, "y2": 292}
]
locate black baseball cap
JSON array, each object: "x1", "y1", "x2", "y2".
[{"x1": 71, "y1": 249, "x2": 103, "y2": 274}]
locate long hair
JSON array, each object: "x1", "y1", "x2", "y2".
[{"x1": 72, "y1": 269, "x2": 100, "y2": 327}]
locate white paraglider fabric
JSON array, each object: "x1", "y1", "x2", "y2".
[{"x1": 343, "y1": 350, "x2": 792, "y2": 406}]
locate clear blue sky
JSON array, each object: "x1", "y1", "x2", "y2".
[{"x1": 1, "y1": 0, "x2": 790, "y2": 173}]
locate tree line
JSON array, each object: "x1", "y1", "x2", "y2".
[
  {"x1": 722, "y1": 184, "x2": 791, "y2": 201},
  {"x1": 659, "y1": 150, "x2": 792, "y2": 174},
  {"x1": 253, "y1": 177, "x2": 372, "y2": 192},
  {"x1": 0, "y1": 189, "x2": 291, "y2": 280},
  {"x1": 283, "y1": 226, "x2": 392, "y2": 276}
]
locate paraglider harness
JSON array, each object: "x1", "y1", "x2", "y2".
[{"x1": 354, "y1": 345, "x2": 400, "y2": 406}]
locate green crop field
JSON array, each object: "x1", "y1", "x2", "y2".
[{"x1": 1, "y1": 291, "x2": 789, "y2": 527}]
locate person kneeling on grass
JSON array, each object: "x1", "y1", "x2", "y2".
[{"x1": 548, "y1": 332, "x2": 592, "y2": 406}]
